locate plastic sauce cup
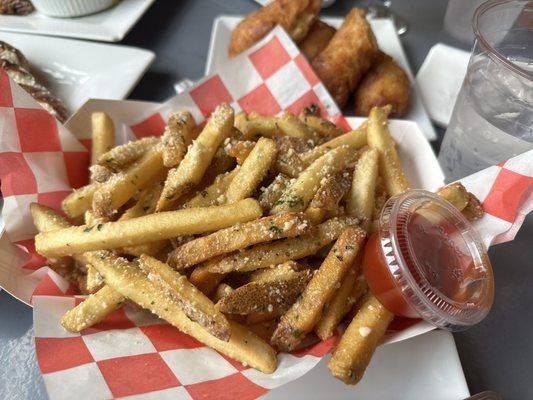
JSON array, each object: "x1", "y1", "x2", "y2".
[{"x1": 363, "y1": 189, "x2": 494, "y2": 331}]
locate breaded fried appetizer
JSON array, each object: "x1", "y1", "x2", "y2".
[
  {"x1": 312, "y1": 8, "x2": 379, "y2": 107},
  {"x1": 299, "y1": 20, "x2": 336, "y2": 61},
  {"x1": 229, "y1": 0, "x2": 322, "y2": 57},
  {"x1": 354, "y1": 51, "x2": 411, "y2": 117}
]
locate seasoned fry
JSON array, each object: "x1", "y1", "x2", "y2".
[
  {"x1": 216, "y1": 269, "x2": 312, "y2": 315},
  {"x1": 229, "y1": 0, "x2": 322, "y2": 57},
  {"x1": 87, "y1": 251, "x2": 277, "y2": 373},
  {"x1": 367, "y1": 107, "x2": 410, "y2": 196},
  {"x1": 463, "y1": 192, "x2": 484, "y2": 221},
  {"x1": 315, "y1": 272, "x2": 366, "y2": 341},
  {"x1": 119, "y1": 181, "x2": 163, "y2": 221},
  {"x1": 271, "y1": 226, "x2": 366, "y2": 351},
  {"x1": 169, "y1": 213, "x2": 311, "y2": 269},
  {"x1": 312, "y1": 8, "x2": 379, "y2": 107},
  {"x1": 249, "y1": 261, "x2": 300, "y2": 282},
  {"x1": 225, "y1": 137, "x2": 277, "y2": 203},
  {"x1": 92, "y1": 148, "x2": 166, "y2": 218},
  {"x1": 347, "y1": 148, "x2": 379, "y2": 231},
  {"x1": 299, "y1": 114, "x2": 344, "y2": 139},
  {"x1": 274, "y1": 141, "x2": 305, "y2": 178},
  {"x1": 437, "y1": 182, "x2": 470, "y2": 211},
  {"x1": 61, "y1": 285, "x2": 125, "y2": 332},
  {"x1": 98, "y1": 137, "x2": 159, "y2": 169},
  {"x1": 206, "y1": 216, "x2": 356, "y2": 274},
  {"x1": 61, "y1": 183, "x2": 99, "y2": 219},
  {"x1": 91, "y1": 112, "x2": 115, "y2": 166},
  {"x1": 85, "y1": 265, "x2": 105, "y2": 293},
  {"x1": 31, "y1": 202, "x2": 71, "y2": 231},
  {"x1": 299, "y1": 126, "x2": 366, "y2": 166},
  {"x1": 138, "y1": 255, "x2": 230, "y2": 341},
  {"x1": 276, "y1": 112, "x2": 317, "y2": 141},
  {"x1": 247, "y1": 320, "x2": 277, "y2": 342},
  {"x1": 328, "y1": 294, "x2": 394, "y2": 384},
  {"x1": 35, "y1": 199, "x2": 263, "y2": 257},
  {"x1": 235, "y1": 112, "x2": 278, "y2": 140},
  {"x1": 259, "y1": 174, "x2": 291, "y2": 212},
  {"x1": 372, "y1": 176, "x2": 388, "y2": 221},
  {"x1": 271, "y1": 145, "x2": 354, "y2": 214},
  {"x1": 213, "y1": 283, "x2": 234, "y2": 303},
  {"x1": 189, "y1": 266, "x2": 225, "y2": 296},
  {"x1": 161, "y1": 111, "x2": 196, "y2": 168},
  {"x1": 89, "y1": 164, "x2": 113, "y2": 183},
  {"x1": 226, "y1": 140, "x2": 255, "y2": 165},
  {"x1": 184, "y1": 169, "x2": 238, "y2": 208},
  {"x1": 299, "y1": 20, "x2": 337, "y2": 61},
  {"x1": 157, "y1": 104, "x2": 234, "y2": 211},
  {"x1": 354, "y1": 51, "x2": 411, "y2": 118},
  {"x1": 306, "y1": 170, "x2": 351, "y2": 224}
]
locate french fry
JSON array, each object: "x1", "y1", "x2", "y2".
[
  {"x1": 246, "y1": 320, "x2": 277, "y2": 343},
  {"x1": 275, "y1": 143, "x2": 305, "y2": 178},
  {"x1": 436, "y1": 182, "x2": 469, "y2": 211},
  {"x1": 315, "y1": 271, "x2": 366, "y2": 341},
  {"x1": 161, "y1": 111, "x2": 196, "y2": 168},
  {"x1": 36, "y1": 199, "x2": 263, "y2": 257},
  {"x1": 249, "y1": 261, "x2": 300, "y2": 282},
  {"x1": 169, "y1": 213, "x2": 311, "y2": 269},
  {"x1": 89, "y1": 164, "x2": 113, "y2": 183},
  {"x1": 299, "y1": 114, "x2": 344, "y2": 138},
  {"x1": 216, "y1": 269, "x2": 311, "y2": 316},
  {"x1": 271, "y1": 226, "x2": 366, "y2": 351},
  {"x1": 98, "y1": 137, "x2": 159, "y2": 169},
  {"x1": 367, "y1": 107, "x2": 410, "y2": 196},
  {"x1": 85, "y1": 265, "x2": 105, "y2": 293},
  {"x1": 184, "y1": 169, "x2": 238, "y2": 208},
  {"x1": 463, "y1": 192, "x2": 484, "y2": 221},
  {"x1": 328, "y1": 294, "x2": 394, "y2": 384},
  {"x1": 119, "y1": 181, "x2": 163, "y2": 221},
  {"x1": 305, "y1": 170, "x2": 352, "y2": 224},
  {"x1": 235, "y1": 112, "x2": 278, "y2": 140},
  {"x1": 61, "y1": 285, "x2": 125, "y2": 332},
  {"x1": 259, "y1": 174, "x2": 291, "y2": 212},
  {"x1": 276, "y1": 112, "x2": 317, "y2": 141},
  {"x1": 213, "y1": 283, "x2": 234, "y2": 303},
  {"x1": 157, "y1": 104, "x2": 234, "y2": 211},
  {"x1": 346, "y1": 148, "x2": 379, "y2": 231},
  {"x1": 226, "y1": 140, "x2": 255, "y2": 165},
  {"x1": 91, "y1": 112, "x2": 115, "y2": 166},
  {"x1": 271, "y1": 145, "x2": 355, "y2": 214},
  {"x1": 61, "y1": 183, "x2": 99, "y2": 219},
  {"x1": 372, "y1": 176, "x2": 388, "y2": 221},
  {"x1": 138, "y1": 255, "x2": 230, "y2": 341},
  {"x1": 92, "y1": 148, "x2": 166, "y2": 218},
  {"x1": 189, "y1": 265, "x2": 225, "y2": 296},
  {"x1": 86, "y1": 251, "x2": 277, "y2": 373},
  {"x1": 206, "y1": 216, "x2": 356, "y2": 274},
  {"x1": 300, "y1": 126, "x2": 367, "y2": 166},
  {"x1": 225, "y1": 137, "x2": 278, "y2": 203}
]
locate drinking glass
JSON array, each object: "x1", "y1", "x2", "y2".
[
  {"x1": 438, "y1": 0, "x2": 533, "y2": 182},
  {"x1": 366, "y1": 0, "x2": 408, "y2": 35}
]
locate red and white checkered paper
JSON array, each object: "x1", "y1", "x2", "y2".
[{"x1": 0, "y1": 27, "x2": 532, "y2": 400}]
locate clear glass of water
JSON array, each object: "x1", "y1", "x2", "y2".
[{"x1": 438, "y1": 0, "x2": 533, "y2": 182}]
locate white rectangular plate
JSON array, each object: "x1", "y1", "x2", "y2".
[
  {"x1": 0, "y1": 0, "x2": 155, "y2": 42},
  {"x1": 205, "y1": 16, "x2": 437, "y2": 141},
  {"x1": 0, "y1": 32, "x2": 154, "y2": 116}
]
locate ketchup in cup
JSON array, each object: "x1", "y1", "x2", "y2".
[{"x1": 363, "y1": 189, "x2": 494, "y2": 330}]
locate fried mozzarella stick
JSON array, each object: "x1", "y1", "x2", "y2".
[
  {"x1": 312, "y1": 8, "x2": 379, "y2": 107},
  {"x1": 271, "y1": 226, "x2": 366, "y2": 351},
  {"x1": 354, "y1": 51, "x2": 411, "y2": 118},
  {"x1": 169, "y1": 213, "x2": 311, "y2": 269},
  {"x1": 157, "y1": 104, "x2": 234, "y2": 211},
  {"x1": 229, "y1": 0, "x2": 322, "y2": 57},
  {"x1": 299, "y1": 20, "x2": 337, "y2": 61},
  {"x1": 88, "y1": 251, "x2": 277, "y2": 373},
  {"x1": 35, "y1": 199, "x2": 262, "y2": 257}
]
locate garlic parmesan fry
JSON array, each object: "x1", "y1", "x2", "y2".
[
  {"x1": 98, "y1": 137, "x2": 159, "y2": 169},
  {"x1": 249, "y1": 261, "x2": 300, "y2": 282},
  {"x1": 138, "y1": 255, "x2": 230, "y2": 341},
  {"x1": 437, "y1": 182, "x2": 469, "y2": 211},
  {"x1": 271, "y1": 145, "x2": 354, "y2": 214},
  {"x1": 235, "y1": 112, "x2": 278, "y2": 140},
  {"x1": 119, "y1": 181, "x2": 163, "y2": 221},
  {"x1": 86, "y1": 251, "x2": 277, "y2": 373},
  {"x1": 213, "y1": 283, "x2": 234, "y2": 303},
  {"x1": 328, "y1": 294, "x2": 394, "y2": 384},
  {"x1": 162, "y1": 111, "x2": 196, "y2": 168},
  {"x1": 189, "y1": 266, "x2": 225, "y2": 296},
  {"x1": 157, "y1": 104, "x2": 234, "y2": 211},
  {"x1": 276, "y1": 112, "x2": 317, "y2": 141},
  {"x1": 306, "y1": 170, "x2": 351, "y2": 224},
  {"x1": 225, "y1": 137, "x2": 278, "y2": 203},
  {"x1": 271, "y1": 226, "x2": 366, "y2": 351},
  {"x1": 299, "y1": 114, "x2": 344, "y2": 139},
  {"x1": 91, "y1": 112, "x2": 115, "y2": 166},
  {"x1": 259, "y1": 174, "x2": 291, "y2": 212},
  {"x1": 36, "y1": 199, "x2": 262, "y2": 257},
  {"x1": 347, "y1": 148, "x2": 379, "y2": 231},
  {"x1": 367, "y1": 107, "x2": 410, "y2": 196},
  {"x1": 206, "y1": 216, "x2": 356, "y2": 274},
  {"x1": 169, "y1": 213, "x2": 311, "y2": 269},
  {"x1": 184, "y1": 169, "x2": 238, "y2": 208},
  {"x1": 61, "y1": 285, "x2": 125, "y2": 332},
  {"x1": 226, "y1": 140, "x2": 255, "y2": 165},
  {"x1": 61, "y1": 183, "x2": 99, "y2": 219}
]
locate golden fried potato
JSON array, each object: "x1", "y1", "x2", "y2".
[{"x1": 354, "y1": 52, "x2": 411, "y2": 118}]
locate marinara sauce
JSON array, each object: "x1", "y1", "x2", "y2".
[{"x1": 363, "y1": 190, "x2": 494, "y2": 330}]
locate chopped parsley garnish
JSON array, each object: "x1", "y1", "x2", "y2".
[
  {"x1": 200, "y1": 190, "x2": 208, "y2": 198},
  {"x1": 292, "y1": 329, "x2": 302, "y2": 338},
  {"x1": 97, "y1": 224, "x2": 103, "y2": 231},
  {"x1": 83, "y1": 227, "x2": 92, "y2": 233},
  {"x1": 269, "y1": 225, "x2": 283, "y2": 235},
  {"x1": 275, "y1": 195, "x2": 304, "y2": 208}
]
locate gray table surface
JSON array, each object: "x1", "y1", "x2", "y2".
[{"x1": 1, "y1": 1, "x2": 531, "y2": 399}]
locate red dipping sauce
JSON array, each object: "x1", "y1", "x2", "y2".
[{"x1": 362, "y1": 190, "x2": 494, "y2": 330}]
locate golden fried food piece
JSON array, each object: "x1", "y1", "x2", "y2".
[
  {"x1": 312, "y1": 8, "x2": 379, "y2": 107},
  {"x1": 299, "y1": 20, "x2": 336, "y2": 61},
  {"x1": 229, "y1": 0, "x2": 322, "y2": 57},
  {"x1": 354, "y1": 52, "x2": 411, "y2": 118}
]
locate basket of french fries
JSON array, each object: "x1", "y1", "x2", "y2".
[{"x1": 1, "y1": 26, "x2": 532, "y2": 400}]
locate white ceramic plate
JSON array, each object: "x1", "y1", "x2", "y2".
[
  {"x1": 0, "y1": 32, "x2": 154, "y2": 116},
  {"x1": 0, "y1": 0, "x2": 155, "y2": 42},
  {"x1": 205, "y1": 16, "x2": 437, "y2": 141}
]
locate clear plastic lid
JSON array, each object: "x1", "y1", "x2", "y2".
[{"x1": 375, "y1": 189, "x2": 494, "y2": 331}]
